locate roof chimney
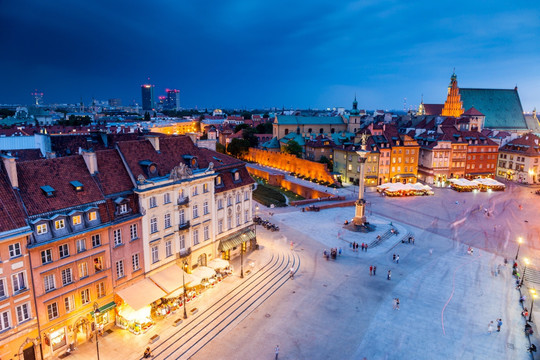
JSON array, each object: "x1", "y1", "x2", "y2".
[
  {"x1": 1, "y1": 155, "x2": 18, "y2": 188},
  {"x1": 82, "y1": 150, "x2": 98, "y2": 175},
  {"x1": 145, "y1": 135, "x2": 160, "y2": 151}
]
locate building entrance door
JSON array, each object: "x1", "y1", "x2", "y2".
[{"x1": 22, "y1": 345, "x2": 36, "y2": 360}]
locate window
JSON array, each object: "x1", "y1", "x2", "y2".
[
  {"x1": 151, "y1": 246, "x2": 159, "y2": 264},
  {"x1": 234, "y1": 172, "x2": 240, "y2": 181},
  {"x1": 193, "y1": 229, "x2": 199, "y2": 245},
  {"x1": 165, "y1": 240, "x2": 172, "y2": 257},
  {"x1": 41, "y1": 249, "x2": 53, "y2": 264},
  {"x1": 179, "y1": 235, "x2": 186, "y2": 250},
  {"x1": 204, "y1": 225, "x2": 209, "y2": 241},
  {"x1": 8, "y1": 243, "x2": 21, "y2": 258},
  {"x1": 116, "y1": 260, "x2": 124, "y2": 279},
  {"x1": 244, "y1": 191, "x2": 249, "y2": 200},
  {"x1": 114, "y1": 229, "x2": 122, "y2": 246},
  {"x1": 76, "y1": 239, "x2": 86, "y2": 253},
  {"x1": 130, "y1": 224, "x2": 138, "y2": 240},
  {"x1": 218, "y1": 219, "x2": 223, "y2": 233},
  {"x1": 149, "y1": 196, "x2": 157, "y2": 208},
  {"x1": 163, "y1": 193, "x2": 171, "y2": 204},
  {"x1": 132, "y1": 253, "x2": 140, "y2": 271},
  {"x1": 164, "y1": 214, "x2": 171, "y2": 229},
  {"x1": 203, "y1": 183, "x2": 209, "y2": 193},
  {"x1": 236, "y1": 213, "x2": 241, "y2": 227},
  {"x1": 192, "y1": 186, "x2": 198, "y2": 196},
  {"x1": 0, "y1": 310, "x2": 10, "y2": 331},
  {"x1": 193, "y1": 205, "x2": 198, "y2": 218},
  {"x1": 203, "y1": 201, "x2": 209, "y2": 215},
  {"x1": 218, "y1": 199, "x2": 223, "y2": 209},
  {"x1": 54, "y1": 219, "x2": 65, "y2": 230},
  {"x1": 37, "y1": 223, "x2": 48, "y2": 235},
  {"x1": 59, "y1": 244, "x2": 69, "y2": 258},
  {"x1": 12, "y1": 272, "x2": 26, "y2": 293},
  {"x1": 96, "y1": 282, "x2": 105, "y2": 298},
  {"x1": 61, "y1": 268, "x2": 72, "y2": 286},
  {"x1": 216, "y1": 176, "x2": 222, "y2": 186},
  {"x1": 227, "y1": 196, "x2": 232, "y2": 206},
  {"x1": 92, "y1": 234, "x2": 101, "y2": 247},
  {"x1": 179, "y1": 209, "x2": 186, "y2": 224},
  {"x1": 72, "y1": 215, "x2": 82, "y2": 226},
  {"x1": 47, "y1": 303, "x2": 59, "y2": 320},
  {"x1": 227, "y1": 216, "x2": 232, "y2": 229},
  {"x1": 0, "y1": 279, "x2": 6, "y2": 298},
  {"x1": 44, "y1": 274, "x2": 55, "y2": 292},
  {"x1": 150, "y1": 218, "x2": 158, "y2": 233},
  {"x1": 245, "y1": 210, "x2": 249, "y2": 223},
  {"x1": 88, "y1": 211, "x2": 97, "y2": 221},
  {"x1": 64, "y1": 295, "x2": 75, "y2": 313},
  {"x1": 93, "y1": 257, "x2": 103, "y2": 272},
  {"x1": 81, "y1": 288, "x2": 90, "y2": 305},
  {"x1": 79, "y1": 262, "x2": 88, "y2": 278},
  {"x1": 119, "y1": 203, "x2": 128, "y2": 214}
]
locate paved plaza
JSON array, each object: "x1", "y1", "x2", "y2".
[{"x1": 64, "y1": 180, "x2": 539, "y2": 360}]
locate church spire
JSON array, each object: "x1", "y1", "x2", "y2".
[{"x1": 441, "y1": 71, "x2": 463, "y2": 117}]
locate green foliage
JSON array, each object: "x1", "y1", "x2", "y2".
[
  {"x1": 234, "y1": 123, "x2": 250, "y2": 133},
  {"x1": 253, "y1": 184, "x2": 287, "y2": 207},
  {"x1": 216, "y1": 142, "x2": 226, "y2": 154},
  {"x1": 263, "y1": 112, "x2": 270, "y2": 119},
  {"x1": 0, "y1": 109, "x2": 15, "y2": 118},
  {"x1": 283, "y1": 140, "x2": 302, "y2": 157},
  {"x1": 255, "y1": 122, "x2": 272, "y2": 134},
  {"x1": 242, "y1": 127, "x2": 259, "y2": 147},
  {"x1": 242, "y1": 111, "x2": 252, "y2": 120},
  {"x1": 319, "y1": 155, "x2": 333, "y2": 171},
  {"x1": 144, "y1": 112, "x2": 151, "y2": 121},
  {"x1": 58, "y1": 115, "x2": 92, "y2": 126},
  {"x1": 227, "y1": 138, "x2": 251, "y2": 157}
]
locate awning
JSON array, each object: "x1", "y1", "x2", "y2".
[
  {"x1": 191, "y1": 266, "x2": 216, "y2": 279},
  {"x1": 207, "y1": 258, "x2": 230, "y2": 270},
  {"x1": 394, "y1": 174, "x2": 417, "y2": 178},
  {"x1": 150, "y1": 264, "x2": 199, "y2": 294},
  {"x1": 218, "y1": 229, "x2": 256, "y2": 252},
  {"x1": 90, "y1": 301, "x2": 116, "y2": 316},
  {"x1": 116, "y1": 279, "x2": 166, "y2": 311}
]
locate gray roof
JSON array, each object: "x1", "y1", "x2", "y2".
[
  {"x1": 459, "y1": 88, "x2": 527, "y2": 130},
  {"x1": 275, "y1": 115, "x2": 345, "y2": 125}
]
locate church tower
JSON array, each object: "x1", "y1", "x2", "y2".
[
  {"x1": 441, "y1": 72, "x2": 464, "y2": 117},
  {"x1": 417, "y1": 95, "x2": 425, "y2": 116},
  {"x1": 348, "y1": 95, "x2": 361, "y2": 133}
]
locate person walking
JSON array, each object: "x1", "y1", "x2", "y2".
[
  {"x1": 370, "y1": 265, "x2": 373, "y2": 276},
  {"x1": 392, "y1": 254, "x2": 396, "y2": 262},
  {"x1": 387, "y1": 270, "x2": 391, "y2": 280},
  {"x1": 361, "y1": 243, "x2": 365, "y2": 252},
  {"x1": 365, "y1": 243, "x2": 368, "y2": 252},
  {"x1": 488, "y1": 321, "x2": 494, "y2": 334},
  {"x1": 373, "y1": 266, "x2": 377, "y2": 276},
  {"x1": 497, "y1": 319, "x2": 502, "y2": 332},
  {"x1": 275, "y1": 345, "x2": 280, "y2": 359},
  {"x1": 393, "y1": 298, "x2": 397, "y2": 310},
  {"x1": 396, "y1": 255, "x2": 400, "y2": 264},
  {"x1": 396, "y1": 298, "x2": 400, "y2": 310}
]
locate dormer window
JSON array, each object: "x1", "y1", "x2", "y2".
[
  {"x1": 72, "y1": 215, "x2": 82, "y2": 226},
  {"x1": 55, "y1": 219, "x2": 65, "y2": 230},
  {"x1": 41, "y1": 185, "x2": 55, "y2": 197},
  {"x1": 119, "y1": 204, "x2": 128, "y2": 214},
  {"x1": 115, "y1": 197, "x2": 130, "y2": 215},
  {"x1": 70, "y1": 181, "x2": 84, "y2": 192},
  {"x1": 215, "y1": 176, "x2": 223, "y2": 187},
  {"x1": 37, "y1": 223, "x2": 48, "y2": 235},
  {"x1": 183, "y1": 155, "x2": 198, "y2": 169},
  {"x1": 88, "y1": 211, "x2": 97, "y2": 221},
  {"x1": 139, "y1": 160, "x2": 158, "y2": 178},
  {"x1": 231, "y1": 169, "x2": 241, "y2": 182}
]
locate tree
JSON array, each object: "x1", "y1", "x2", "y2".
[
  {"x1": 319, "y1": 155, "x2": 333, "y2": 171},
  {"x1": 241, "y1": 111, "x2": 252, "y2": 120},
  {"x1": 144, "y1": 112, "x2": 151, "y2": 121},
  {"x1": 242, "y1": 127, "x2": 259, "y2": 148},
  {"x1": 234, "y1": 123, "x2": 250, "y2": 133},
  {"x1": 255, "y1": 122, "x2": 272, "y2": 134},
  {"x1": 216, "y1": 142, "x2": 226, "y2": 154},
  {"x1": 227, "y1": 138, "x2": 251, "y2": 158},
  {"x1": 263, "y1": 112, "x2": 270, "y2": 119},
  {"x1": 283, "y1": 140, "x2": 302, "y2": 158}
]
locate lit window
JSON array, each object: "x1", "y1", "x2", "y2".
[
  {"x1": 72, "y1": 215, "x2": 82, "y2": 226},
  {"x1": 37, "y1": 223, "x2": 48, "y2": 235},
  {"x1": 81, "y1": 288, "x2": 90, "y2": 305},
  {"x1": 96, "y1": 282, "x2": 105, "y2": 298},
  {"x1": 93, "y1": 257, "x2": 103, "y2": 272},
  {"x1": 79, "y1": 262, "x2": 88, "y2": 278},
  {"x1": 64, "y1": 295, "x2": 75, "y2": 313},
  {"x1": 203, "y1": 183, "x2": 209, "y2": 193},
  {"x1": 88, "y1": 211, "x2": 97, "y2": 221},
  {"x1": 55, "y1": 219, "x2": 65, "y2": 230}
]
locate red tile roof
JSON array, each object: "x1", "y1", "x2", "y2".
[
  {"x1": 423, "y1": 104, "x2": 444, "y2": 116},
  {"x1": 94, "y1": 150, "x2": 134, "y2": 195},
  {"x1": 0, "y1": 168, "x2": 28, "y2": 232},
  {"x1": 1, "y1": 149, "x2": 43, "y2": 161},
  {"x1": 501, "y1": 134, "x2": 540, "y2": 156},
  {"x1": 462, "y1": 107, "x2": 484, "y2": 116},
  {"x1": 17, "y1": 155, "x2": 105, "y2": 216}
]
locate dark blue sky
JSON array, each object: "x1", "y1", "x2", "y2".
[{"x1": 1, "y1": 0, "x2": 539, "y2": 110}]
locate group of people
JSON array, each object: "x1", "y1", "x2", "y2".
[
  {"x1": 487, "y1": 319, "x2": 503, "y2": 334},
  {"x1": 392, "y1": 254, "x2": 400, "y2": 264},
  {"x1": 392, "y1": 298, "x2": 400, "y2": 310},
  {"x1": 351, "y1": 242, "x2": 368, "y2": 252},
  {"x1": 323, "y1": 248, "x2": 341, "y2": 260}
]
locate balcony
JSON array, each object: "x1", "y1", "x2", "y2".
[
  {"x1": 178, "y1": 221, "x2": 190, "y2": 231},
  {"x1": 177, "y1": 247, "x2": 192, "y2": 259},
  {"x1": 177, "y1": 196, "x2": 190, "y2": 207}
]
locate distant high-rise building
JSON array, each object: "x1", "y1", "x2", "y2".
[
  {"x1": 165, "y1": 89, "x2": 180, "y2": 111},
  {"x1": 108, "y1": 98, "x2": 122, "y2": 107},
  {"x1": 31, "y1": 90, "x2": 44, "y2": 106},
  {"x1": 141, "y1": 84, "x2": 156, "y2": 111}
]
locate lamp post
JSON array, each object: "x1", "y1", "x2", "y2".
[
  {"x1": 92, "y1": 302, "x2": 101, "y2": 360},
  {"x1": 182, "y1": 261, "x2": 188, "y2": 319},
  {"x1": 240, "y1": 240, "x2": 244, "y2": 279},
  {"x1": 521, "y1": 257, "x2": 530, "y2": 286},
  {"x1": 515, "y1": 237, "x2": 523, "y2": 260},
  {"x1": 530, "y1": 289, "x2": 537, "y2": 322}
]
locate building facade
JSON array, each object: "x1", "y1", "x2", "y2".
[{"x1": 497, "y1": 133, "x2": 540, "y2": 184}]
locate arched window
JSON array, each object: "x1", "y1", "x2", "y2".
[
  {"x1": 331, "y1": 128, "x2": 335, "y2": 134},
  {"x1": 284, "y1": 129, "x2": 289, "y2": 135},
  {"x1": 319, "y1": 128, "x2": 324, "y2": 134}
]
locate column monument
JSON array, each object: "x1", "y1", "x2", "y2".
[{"x1": 353, "y1": 133, "x2": 369, "y2": 226}]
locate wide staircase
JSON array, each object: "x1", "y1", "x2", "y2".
[{"x1": 368, "y1": 228, "x2": 397, "y2": 248}]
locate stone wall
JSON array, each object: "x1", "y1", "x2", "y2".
[{"x1": 244, "y1": 148, "x2": 336, "y2": 185}]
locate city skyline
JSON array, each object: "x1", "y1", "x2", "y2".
[{"x1": 1, "y1": 1, "x2": 540, "y2": 110}]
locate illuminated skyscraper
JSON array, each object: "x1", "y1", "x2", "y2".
[
  {"x1": 165, "y1": 89, "x2": 180, "y2": 110},
  {"x1": 141, "y1": 84, "x2": 156, "y2": 111}
]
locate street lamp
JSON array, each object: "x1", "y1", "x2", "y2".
[
  {"x1": 182, "y1": 261, "x2": 188, "y2": 319},
  {"x1": 530, "y1": 289, "x2": 537, "y2": 322},
  {"x1": 515, "y1": 237, "x2": 523, "y2": 260},
  {"x1": 92, "y1": 302, "x2": 101, "y2": 360},
  {"x1": 521, "y1": 258, "x2": 530, "y2": 286},
  {"x1": 240, "y1": 234, "x2": 246, "y2": 279}
]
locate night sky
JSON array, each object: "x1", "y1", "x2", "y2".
[{"x1": 1, "y1": 0, "x2": 539, "y2": 110}]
